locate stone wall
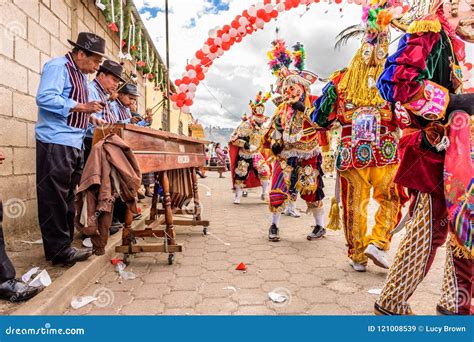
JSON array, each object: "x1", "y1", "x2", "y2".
[{"x1": 0, "y1": 0, "x2": 149, "y2": 236}]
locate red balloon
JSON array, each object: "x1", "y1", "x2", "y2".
[
  {"x1": 175, "y1": 79, "x2": 182, "y2": 86},
  {"x1": 182, "y1": 76, "x2": 191, "y2": 84},
  {"x1": 217, "y1": 29, "x2": 223, "y2": 37},
  {"x1": 222, "y1": 43, "x2": 230, "y2": 51},
  {"x1": 195, "y1": 65, "x2": 203, "y2": 73},
  {"x1": 231, "y1": 20, "x2": 240, "y2": 29},
  {"x1": 171, "y1": 94, "x2": 179, "y2": 102},
  {"x1": 210, "y1": 45, "x2": 218, "y2": 53},
  {"x1": 178, "y1": 93, "x2": 186, "y2": 100},
  {"x1": 206, "y1": 38, "x2": 214, "y2": 45},
  {"x1": 335, "y1": 0, "x2": 342, "y2": 3},
  {"x1": 195, "y1": 50, "x2": 205, "y2": 59},
  {"x1": 176, "y1": 100, "x2": 184, "y2": 107},
  {"x1": 223, "y1": 25, "x2": 230, "y2": 32},
  {"x1": 264, "y1": 0, "x2": 271, "y2": 4},
  {"x1": 185, "y1": 64, "x2": 194, "y2": 71},
  {"x1": 257, "y1": 9, "x2": 266, "y2": 18},
  {"x1": 185, "y1": 99, "x2": 193, "y2": 106},
  {"x1": 292, "y1": 0, "x2": 299, "y2": 7},
  {"x1": 246, "y1": 25, "x2": 253, "y2": 34},
  {"x1": 263, "y1": 14, "x2": 271, "y2": 22},
  {"x1": 197, "y1": 72, "x2": 205, "y2": 81},
  {"x1": 191, "y1": 78, "x2": 199, "y2": 85},
  {"x1": 201, "y1": 57, "x2": 212, "y2": 66},
  {"x1": 271, "y1": 10, "x2": 278, "y2": 18},
  {"x1": 243, "y1": 10, "x2": 249, "y2": 18},
  {"x1": 235, "y1": 36, "x2": 242, "y2": 43},
  {"x1": 249, "y1": 16, "x2": 256, "y2": 24}
]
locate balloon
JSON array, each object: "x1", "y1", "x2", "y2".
[
  {"x1": 239, "y1": 16, "x2": 248, "y2": 26},
  {"x1": 190, "y1": 57, "x2": 200, "y2": 65},
  {"x1": 171, "y1": 94, "x2": 179, "y2": 102},
  {"x1": 210, "y1": 45, "x2": 218, "y2": 53},
  {"x1": 214, "y1": 37, "x2": 222, "y2": 46},
  {"x1": 201, "y1": 57, "x2": 212, "y2": 66},
  {"x1": 188, "y1": 69, "x2": 197, "y2": 78},
  {"x1": 229, "y1": 28, "x2": 238, "y2": 37},
  {"x1": 222, "y1": 34, "x2": 230, "y2": 42},
  {"x1": 208, "y1": 29, "x2": 217, "y2": 38},
  {"x1": 248, "y1": 5, "x2": 256, "y2": 16},
  {"x1": 175, "y1": 79, "x2": 182, "y2": 86},
  {"x1": 197, "y1": 72, "x2": 205, "y2": 81},
  {"x1": 222, "y1": 42, "x2": 230, "y2": 51},
  {"x1": 181, "y1": 105, "x2": 190, "y2": 114},
  {"x1": 257, "y1": 9, "x2": 266, "y2": 18},
  {"x1": 188, "y1": 84, "x2": 197, "y2": 92},
  {"x1": 202, "y1": 45, "x2": 210, "y2": 54},
  {"x1": 208, "y1": 53, "x2": 216, "y2": 60},
  {"x1": 276, "y1": 2, "x2": 285, "y2": 11},
  {"x1": 185, "y1": 99, "x2": 193, "y2": 106},
  {"x1": 179, "y1": 84, "x2": 188, "y2": 92},
  {"x1": 185, "y1": 64, "x2": 194, "y2": 71},
  {"x1": 178, "y1": 93, "x2": 186, "y2": 100},
  {"x1": 264, "y1": 4, "x2": 273, "y2": 13},
  {"x1": 217, "y1": 49, "x2": 224, "y2": 57},
  {"x1": 191, "y1": 78, "x2": 199, "y2": 85},
  {"x1": 176, "y1": 100, "x2": 184, "y2": 107},
  {"x1": 263, "y1": 13, "x2": 271, "y2": 22},
  {"x1": 182, "y1": 76, "x2": 191, "y2": 84},
  {"x1": 238, "y1": 26, "x2": 247, "y2": 35},
  {"x1": 195, "y1": 65, "x2": 203, "y2": 72},
  {"x1": 195, "y1": 50, "x2": 205, "y2": 59},
  {"x1": 256, "y1": 18, "x2": 264, "y2": 28},
  {"x1": 235, "y1": 36, "x2": 242, "y2": 43},
  {"x1": 256, "y1": 2, "x2": 264, "y2": 10},
  {"x1": 271, "y1": 10, "x2": 278, "y2": 18}
]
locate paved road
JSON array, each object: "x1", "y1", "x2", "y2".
[{"x1": 64, "y1": 172, "x2": 445, "y2": 315}]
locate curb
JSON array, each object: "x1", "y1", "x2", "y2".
[{"x1": 12, "y1": 209, "x2": 149, "y2": 315}]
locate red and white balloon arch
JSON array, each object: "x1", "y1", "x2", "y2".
[{"x1": 170, "y1": 0, "x2": 378, "y2": 113}]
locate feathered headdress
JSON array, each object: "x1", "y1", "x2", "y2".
[
  {"x1": 292, "y1": 42, "x2": 306, "y2": 71},
  {"x1": 249, "y1": 91, "x2": 271, "y2": 110},
  {"x1": 267, "y1": 39, "x2": 293, "y2": 76}
]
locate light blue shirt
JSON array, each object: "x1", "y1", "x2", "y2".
[
  {"x1": 86, "y1": 80, "x2": 112, "y2": 138},
  {"x1": 110, "y1": 100, "x2": 147, "y2": 126},
  {"x1": 35, "y1": 55, "x2": 89, "y2": 150}
]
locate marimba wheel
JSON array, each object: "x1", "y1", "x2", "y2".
[
  {"x1": 123, "y1": 254, "x2": 131, "y2": 265},
  {"x1": 168, "y1": 253, "x2": 174, "y2": 265},
  {"x1": 203, "y1": 227, "x2": 208, "y2": 235}
]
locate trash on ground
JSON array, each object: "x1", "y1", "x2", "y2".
[
  {"x1": 115, "y1": 261, "x2": 136, "y2": 280},
  {"x1": 110, "y1": 258, "x2": 123, "y2": 265},
  {"x1": 223, "y1": 286, "x2": 237, "y2": 292},
  {"x1": 20, "y1": 239, "x2": 43, "y2": 245},
  {"x1": 206, "y1": 191, "x2": 211, "y2": 197},
  {"x1": 21, "y1": 267, "x2": 40, "y2": 283},
  {"x1": 268, "y1": 291, "x2": 288, "y2": 303},
  {"x1": 29, "y1": 269, "x2": 52, "y2": 287},
  {"x1": 82, "y1": 237, "x2": 92, "y2": 248},
  {"x1": 368, "y1": 288, "x2": 382, "y2": 295},
  {"x1": 71, "y1": 296, "x2": 97, "y2": 309},
  {"x1": 235, "y1": 262, "x2": 247, "y2": 271}
]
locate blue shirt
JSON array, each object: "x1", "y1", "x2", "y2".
[
  {"x1": 35, "y1": 55, "x2": 89, "y2": 150},
  {"x1": 110, "y1": 100, "x2": 147, "y2": 126},
  {"x1": 86, "y1": 80, "x2": 113, "y2": 138}
]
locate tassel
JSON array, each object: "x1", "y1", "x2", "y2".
[
  {"x1": 407, "y1": 18, "x2": 442, "y2": 34},
  {"x1": 326, "y1": 197, "x2": 342, "y2": 231}
]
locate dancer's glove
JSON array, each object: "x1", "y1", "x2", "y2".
[
  {"x1": 271, "y1": 143, "x2": 283, "y2": 156},
  {"x1": 249, "y1": 145, "x2": 258, "y2": 152},
  {"x1": 447, "y1": 93, "x2": 474, "y2": 115}
]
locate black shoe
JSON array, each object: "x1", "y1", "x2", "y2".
[
  {"x1": 268, "y1": 224, "x2": 280, "y2": 242},
  {"x1": 109, "y1": 225, "x2": 120, "y2": 235},
  {"x1": 52, "y1": 247, "x2": 92, "y2": 267},
  {"x1": 133, "y1": 213, "x2": 142, "y2": 221},
  {"x1": 307, "y1": 225, "x2": 326, "y2": 241},
  {"x1": 0, "y1": 279, "x2": 40, "y2": 302},
  {"x1": 111, "y1": 219, "x2": 123, "y2": 229}
]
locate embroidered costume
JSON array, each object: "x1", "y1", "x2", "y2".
[
  {"x1": 312, "y1": 1, "x2": 407, "y2": 272},
  {"x1": 374, "y1": 1, "x2": 473, "y2": 315},
  {"x1": 263, "y1": 63, "x2": 327, "y2": 242},
  {"x1": 230, "y1": 93, "x2": 271, "y2": 204}
]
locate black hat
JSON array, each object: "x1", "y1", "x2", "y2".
[
  {"x1": 119, "y1": 83, "x2": 140, "y2": 97},
  {"x1": 99, "y1": 59, "x2": 125, "y2": 82},
  {"x1": 68, "y1": 32, "x2": 106, "y2": 56}
]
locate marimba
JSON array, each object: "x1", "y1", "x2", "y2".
[{"x1": 93, "y1": 124, "x2": 210, "y2": 265}]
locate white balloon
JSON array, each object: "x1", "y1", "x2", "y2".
[
  {"x1": 256, "y1": 18, "x2": 264, "y2": 29},
  {"x1": 188, "y1": 70, "x2": 197, "y2": 78},
  {"x1": 209, "y1": 29, "x2": 217, "y2": 38},
  {"x1": 300, "y1": 0, "x2": 306, "y2": 4},
  {"x1": 179, "y1": 84, "x2": 188, "y2": 92},
  {"x1": 188, "y1": 84, "x2": 197, "y2": 92},
  {"x1": 276, "y1": 2, "x2": 285, "y2": 11},
  {"x1": 190, "y1": 57, "x2": 200, "y2": 65},
  {"x1": 187, "y1": 92, "x2": 195, "y2": 100},
  {"x1": 208, "y1": 53, "x2": 216, "y2": 60},
  {"x1": 229, "y1": 28, "x2": 238, "y2": 37},
  {"x1": 256, "y1": 2, "x2": 264, "y2": 10},
  {"x1": 265, "y1": 4, "x2": 273, "y2": 13},
  {"x1": 248, "y1": 5, "x2": 256, "y2": 16},
  {"x1": 214, "y1": 37, "x2": 222, "y2": 46},
  {"x1": 238, "y1": 26, "x2": 247, "y2": 35},
  {"x1": 222, "y1": 34, "x2": 230, "y2": 42},
  {"x1": 239, "y1": 17, "x2": 248, "y2": 26},
  {"x1": 217, "y1": 49, "x2": 224, "y2": 57},
  {"x1": 202, "y1": 44, "x2": 210, "y2": 54}
]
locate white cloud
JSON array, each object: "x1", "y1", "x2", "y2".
[{"x1": 132, "y1": 1, "x2": 394, "y2": 128}]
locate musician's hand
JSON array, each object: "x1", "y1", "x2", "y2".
[
  {"x1": 249, "y1": 144, "x2": 258, "y2": 152},
  {"x1": 292, "y1": 101, "x2": 306, "y2": 113},
  {"x1": 145, "y1": 115, "x2": 153, "y2": 124},
  {"x1": 75, "y1": 101, "x2": 104, "y2": 114},
  {"x1": 130, "y1": 116, "x2": 141, "y2": 124},
  {"x1": 0, "y1": 150, "x2": 4, "y2": 165},
  {"x1": 90, "y1": 115, "x2": 107, "y2": 127}
]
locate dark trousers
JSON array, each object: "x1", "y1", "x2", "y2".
[
  {"x1": 36, "y1": 140, "x2": 84, "y2": 261},
  {"x1": 0, "y1": 202, "x2": 15, "y2": 282},
  {"x1": 83, "y1": 136, "x2": 93, "y2": 164}
]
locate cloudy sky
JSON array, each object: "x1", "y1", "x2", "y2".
[{"x1": 132, "y1": 1, "x2": 382, "y2": 128}]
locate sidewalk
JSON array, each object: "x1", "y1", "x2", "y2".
[{"x1": 53, "y1": 172, "x2": 445, "y2": 316}]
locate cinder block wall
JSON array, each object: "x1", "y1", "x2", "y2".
[{"x1": 0, "y1": 0, "x2": 146, "y2": 237}]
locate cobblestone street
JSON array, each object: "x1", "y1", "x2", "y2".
[{"x1": 64, "y1": 172, "x2": 445, "y2": 316}]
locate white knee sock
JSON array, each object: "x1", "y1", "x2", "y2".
[
  {"x1": 234, "y1": 185, "x2": 242, "y2": 200},
  {"x1": 261, "y1": 180, "x2": 269, "y2": 196},
  {"x1": 287, "y1": 200, "x2": 296, "y2": 211},
  {"x1": 312, "y1": 207, "x2": 324, "y2": 227},
  {"x1": 271, "y1": 213, "x2": 281, "y2": 226}
]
